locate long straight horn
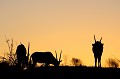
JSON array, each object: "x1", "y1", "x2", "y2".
[
  {"x1": 94, "y1": 35, "x2": 96, "y2": 42},
  {"x1": 27, "y1": 42, "x2": 30, "y2": 59},
  {"x1": 55, "y1": 50, "x2": 58, "y2": 60},
  {"x1": 59, "y1": 50, "x2": 62, "y2": 61},
  {"x1": 100, "y1": 37, "x2": 102, "y2": 42}
]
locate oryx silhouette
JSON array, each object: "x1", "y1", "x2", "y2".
[
  {"x1": 92, "y1": 35, "x2": 104, "y2": 67},
  {"x1": 29, "y1": 50, "x2": 62, "y2": 67},
  {"x1": 16, "y1": 43, "x2": 30, "y2": 69}
]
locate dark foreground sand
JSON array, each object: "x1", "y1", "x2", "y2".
[{"x1": 0, "y1": 66, "x2": 119, "y2": 79}]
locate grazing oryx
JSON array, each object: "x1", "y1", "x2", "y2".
[
  {"x1": 29, "y1": 50, "x2": 62, "y2": 67},
  {"x1": 92, "y1": 35, "x2": 104, "y2": 67},
  {"x1": 16, "y1": 43, "x2": 30, "y2": 68}
]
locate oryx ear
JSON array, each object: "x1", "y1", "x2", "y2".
[
  {"x1": 100, "y1": 37, "x2": 102, "y2": 42},
  {"x1": 94, "y1": 35, "x2": 96, "y2": 42}
]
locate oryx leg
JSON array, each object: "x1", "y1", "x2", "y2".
[
  {"x1": 94, "y1": 54, "x2": 97, "y2": 67},
  {"x1": 17, "y1": 59, "x2": 22, "y2": 68},
  {"x1": 98, "y1": 56, "x2": 101, "y2": 67},
  {"x1": 33, "y1": 61, "x2": 37, "y2": 67},
  {"x1": 95, "y1": 58, "x2": 97, "y2": 67},
  {"x1": 45, "y1": 63, "x2": 49, "y2": 67}
]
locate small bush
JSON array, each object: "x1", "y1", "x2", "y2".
[{"x1": 106, "y1": 58, "x2": 119, "y2": 68}]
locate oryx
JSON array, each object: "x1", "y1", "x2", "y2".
[
  {"x1": 16, "y1": 42, "x2": 30, "y2": 68},
  {"x1": 92, "y1": 35, "x2": 104, "y2": 67},
  {"x1": 29, "y1": 50, "x2": 62, "y2": 67}
]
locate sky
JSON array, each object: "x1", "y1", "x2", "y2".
[{"x1": 0, "y1": 0, "x2": 120, "y2": 67}]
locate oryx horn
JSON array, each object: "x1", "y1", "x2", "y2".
[
  {"x1": 100, "y1": 37, "x2": 102, "y2": 42},
  {"x1": 59, "y1": 50, "x2": 62, "y2": 61},
  {"x1": 28, "y1": 42, "x2": 30, "y2": 57},
  {"x1": 55, "y1": 50, "x2": 58, "y2": 60},
  {"x1": 94, "y1": 35, "x2": 96, "y2": 42}
]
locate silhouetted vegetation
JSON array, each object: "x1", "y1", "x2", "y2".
[
  {"x1": 0, "y1": 35, "x2": 120, "y2": 79},
  {"x1": 0, "y1": 37, "x2": 17, "y2": 66},
  {"x1": 106, "y1": 58, "x2": 119, "y2": 68},
  {"x1": 62, "y1": 54, "x2": 68, "y2": 66},
  {"x1": 71, "y1": 57, "x2": 82, "y2": 66}
]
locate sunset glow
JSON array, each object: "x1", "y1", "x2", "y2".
[{"x1": 0, "y1": 0, "x2": 120, "y2": 67}]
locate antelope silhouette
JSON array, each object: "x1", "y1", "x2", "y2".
[
  {"x1": 16, "y1": 42, "x2": 30, "y2": 68},
  {"x1": 92, "y1": 35, "x2": 104, "y2": 67},
  {"x1": 29, "y1": 50, "x2": 62, "y2": 67}
]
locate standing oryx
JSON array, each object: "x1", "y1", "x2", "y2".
[
  {"x1": 29, "y1": 50, "x2": 62, "y2": 67},
  {"x1": 92, "y1": 35, "x2": 104, "y2": 67},
  {"x1": 16, "y1": 42, "x2": 30, "y2": 68}
]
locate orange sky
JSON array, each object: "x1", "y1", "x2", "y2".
[{"x1": 0, "y1": 0, "x2": 120, "y2": 67}]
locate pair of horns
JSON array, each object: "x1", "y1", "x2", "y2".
[
  {"x1": 94, "y1": 35, "x2": 102, "y2": 42},
  {"x1": 55, "y1": 50, "x2": 62, "y2": 62}
]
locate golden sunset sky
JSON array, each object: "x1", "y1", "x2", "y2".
[{"x1": 0, "y1": 0, "x2": 120, "y2": 67}]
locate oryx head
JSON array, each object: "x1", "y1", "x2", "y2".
[
  {"x1": 92, "y1": 34, "x2": 104, "y2": 46},
  {"x1": 55, "y1": 50, "x2": 62, "y2": 66}
]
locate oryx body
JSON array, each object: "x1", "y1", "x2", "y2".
[
  {"x1": 16, "y1": 43, "x2": 30, "y2": 68},
  {"x1": 92, "y1": 35, "x2": 104, "y2": 67},
  {"x1": 30, "y1": 51, "x2": 62, "y2": 67}
]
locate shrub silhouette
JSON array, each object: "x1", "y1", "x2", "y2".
[
  {"x1": 62, "y1": 54, "x2": 68, "y2": 66},
  {"x1": 106, "y1": 58, "x2": 119, "y2": 68},
  {"x1": 1, "y1": 37, "x2": 18, "y2": 66},
  {"x1": 71, "y1": 58, "x2": 82, "y2": 66}
]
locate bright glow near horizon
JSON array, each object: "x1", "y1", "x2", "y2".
[{"x1": 0, "y1": 0, "x2": 120, "y2": 67}]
